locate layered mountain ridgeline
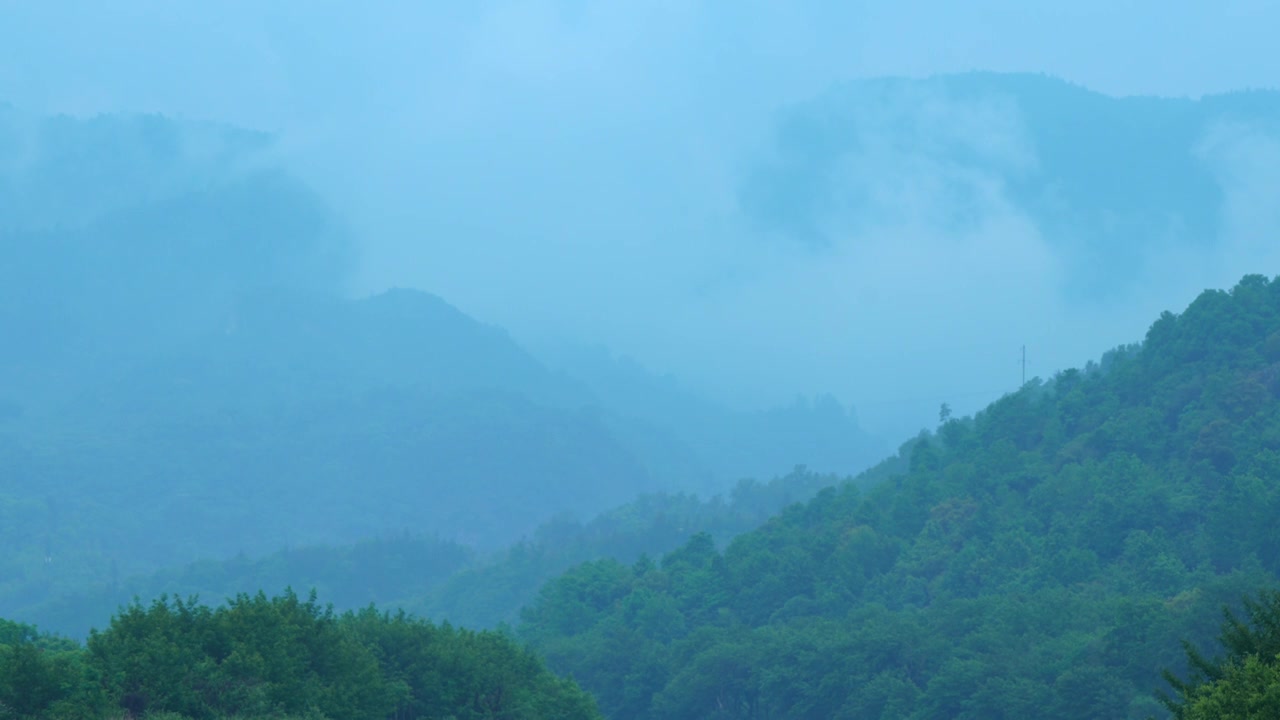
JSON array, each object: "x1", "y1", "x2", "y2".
[
  {"x1": 0, "y1": 285, "x2": 662, "y2": 614},
  {"x1": 743, "y1": 72, "x2": 1280, "y2": 299},
  {"x1": 416, "y1": 466, "x2": 884, "y2": 631},
  {"x1": 519, "y1": 275, "x2": 1280, "y2": 719},
  {"x1": 0, "y1": 109, "x2": 883, "y2": 627},
  {"x1": 541, "y1": 346, "x2": 884, "y2": 486},
  {"x1": 0, "y1": 591, "x2": 599, "y2": 720},
  {"x1": 14, "y1": 466, "x2": 871, "y2": 639}
]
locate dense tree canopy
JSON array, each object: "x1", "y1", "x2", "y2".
[
  {"x1": 519, "y1": 275, "x2": 1280, "y2": 719},
  {"x1": 0, "y1": 590, "x2": 599, "y2": 720}
]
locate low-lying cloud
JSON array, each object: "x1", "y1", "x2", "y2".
[{"x1": 4, "y1": 1, "x2": 1280, "y2": 443}]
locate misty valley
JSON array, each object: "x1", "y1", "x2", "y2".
[{"x1": 4, "y1": 69, "x2": 1280, "y2": 719}]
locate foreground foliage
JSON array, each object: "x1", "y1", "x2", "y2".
[
  {"x1": 520, "y1": 275, "x2": 1280, "y2": 719},
  {"x1": 1162, "y1": 589, "x2": 1280, "y2": 719},
  {"x1": 0, "y1": 591, "x2": 598, "y2": 720}
]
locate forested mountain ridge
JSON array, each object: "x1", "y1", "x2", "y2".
[
  {"x1": 520, "y1": 274, "x2": 1280, "y2": 719},
  {"x1": 15, "y1": 467, "x2": 854, "y2": 639}
]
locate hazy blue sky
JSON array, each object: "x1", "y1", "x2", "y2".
[
  {"x1": 5, "y1": 1, "x2": 1277, "y2": 124},
  {"x1": 4, "y1": 1, "x2": 1279, "y2": 441}
]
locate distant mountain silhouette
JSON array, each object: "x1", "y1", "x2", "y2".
[
  {"x1": 0, "y1": 109, "x2": 883, "y2": 630},
  {"x1": 742, "y1": 72, "x2": 1280, "y2": 299}
]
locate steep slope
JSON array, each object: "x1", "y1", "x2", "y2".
[{"x1": 520, "y1": 275, "x2": 1280, "y2": 720}]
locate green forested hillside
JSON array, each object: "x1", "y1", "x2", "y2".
[
  {"x1": 519, "y1": 275, "x2": 1280, "y2": 719},
  {"x1": 0, "y1": 591, "x2": 599, "y2": 720}
]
